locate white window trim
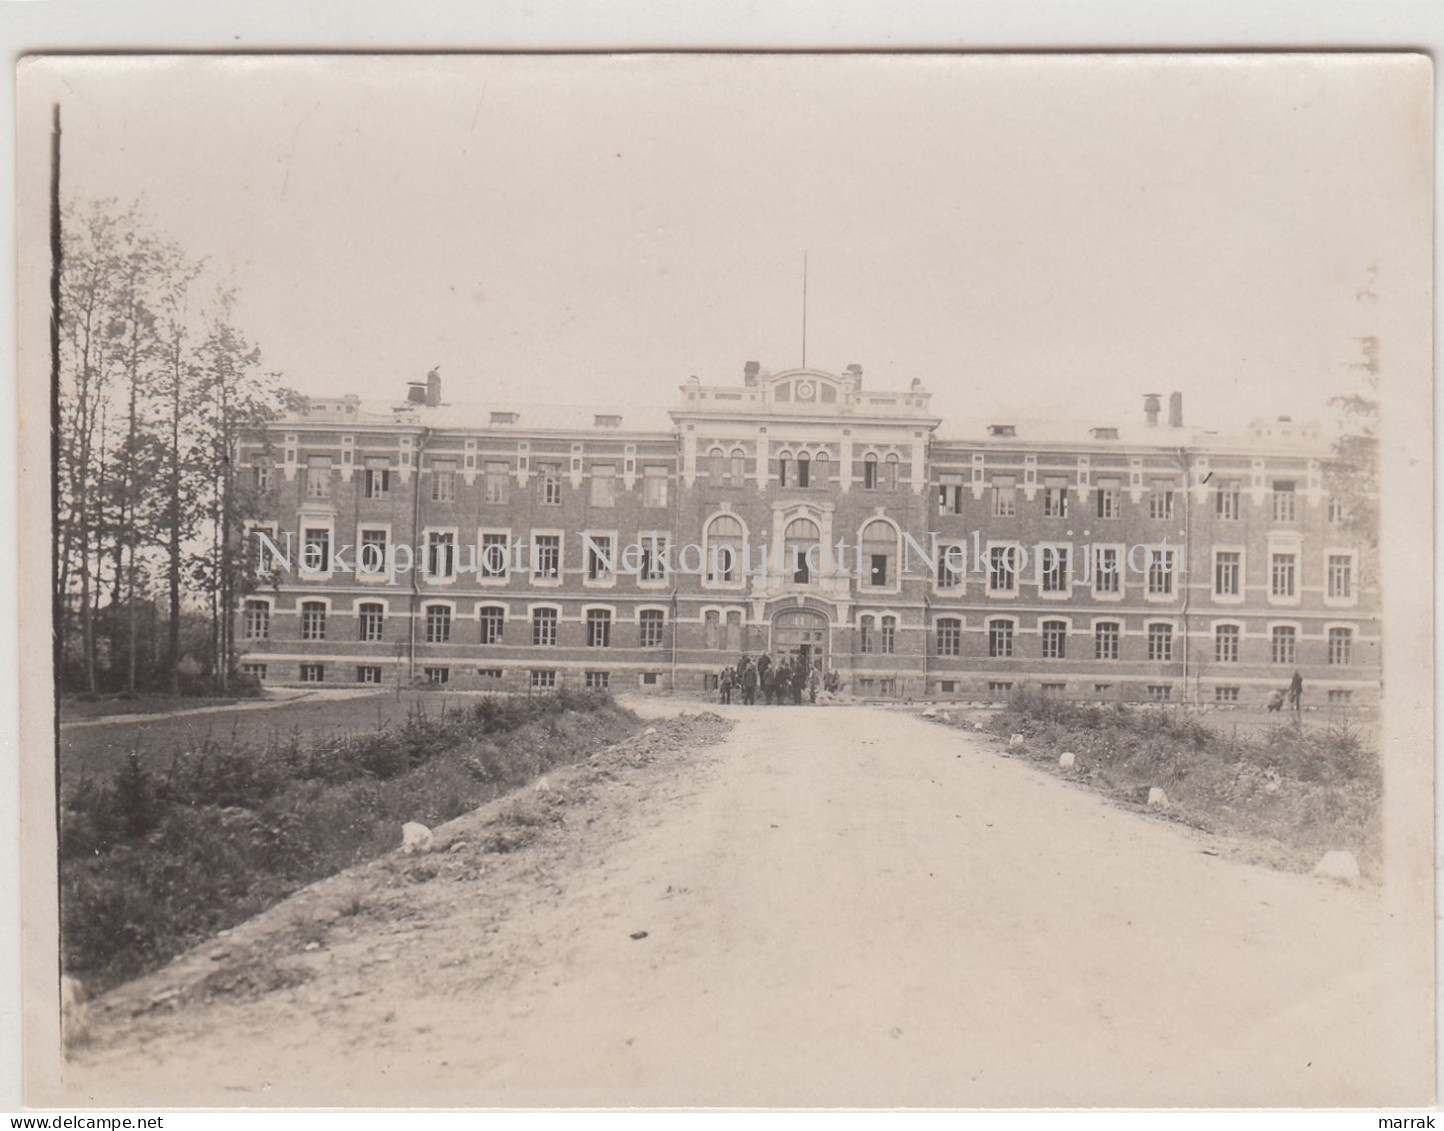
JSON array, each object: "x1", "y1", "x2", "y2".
[
  {"x1": 1267, "y1": 619, "x2": 1304, "y2": 664},
  {"x1": 985, "y1": 614, "x2": 1020, "y2": 659},
  {"x1": 1323, "y1": 621, "x2": 1358, "y2": 665},
  {"x1": 1266, "y1": 545, "x2": 1303, "y2": 608},
  {"x1": 1144, "y1": 619, "x2": 1178, "y2": 662},
  {"x1": 1034, "y1": 541, "x2": 1074, "y2": 600},
  {"x1": 1210, "y1": 545, "x2": 1246, "y2": 605},
  {"x1": 474, "y1": 526, "x2": 513, "y2": 586},
  {"x1": 932, "y1": 541, "x2": 968, "y2": 597},
  {"x1": 581, "y1": 603, "x2": 618, "y2": 647},
  {"x1": 634, "y1": 530, "x2": 672, "y2": 589},
  {"x1": 1090, "y1": 542, "x2": 1126, "y2": 602},
  {"x1": 530, "y1": 528, "x2": 566, "y2": 588},
  {"x1": 1322, "y1": 547, "x2": 1359, "y2": 608},
  {"x1": 298, "y1": 519, "x2": 337, "y2": 582},
  {"x1": 355, "y1": 522, "x2": 393, "y2": 584},
  {"x1": 528, "y1": 602, "x2": 563, "y2": 647},
  {"x1": 985, "y1": 540, "x2": 1023, "y2": 598},
  {"x1": 702, "y1": 510, "x2": 749, "y2": 591},
  {"x1": 857, "y1": 517, "x2": 903, "y2": 595},
  {"x1": 241, "y1": 596, "x2": 274, "y2": 641},
  {"x1": 581, "y1": 528, "x2": 620, "y2": 589},
  {"x1": 421, "y1": 525, "x2": 461, "y2": 587},
  {"x1": 1141, "y1": 544, "x2": 1181, "y2": 603}
]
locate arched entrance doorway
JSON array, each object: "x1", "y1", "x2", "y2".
[{"x1": 771, "y1": 607, "x2": 829, "y2": 670}]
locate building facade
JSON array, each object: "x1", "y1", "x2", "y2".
[{"x1": 237, "y1": 364, "x2": 1378, "y2": 706}]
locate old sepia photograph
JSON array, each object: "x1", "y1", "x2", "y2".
[{"x1": 13, "y1": 52, "x2": 1435, "y2": 1108}]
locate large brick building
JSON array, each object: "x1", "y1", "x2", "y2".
[{"x1": 237, "y1": 363, "x2": 1377, "y2": 706}]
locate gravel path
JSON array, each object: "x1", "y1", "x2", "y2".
[{"x1": 50, "y1": 704, "x2": 1429, "y2": 1107}]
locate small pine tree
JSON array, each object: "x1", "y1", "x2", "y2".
[{"x1": 115, "y1": 751, "x2": 158, "y2": 839}]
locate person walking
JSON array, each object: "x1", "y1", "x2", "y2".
[
  {"x1": 1289, "y1": 670, "x2": 1304, "y2": 715},
  {"x1": 719, "y1": 667, "x2": 733, "y2": 705},
  {"x1": 740, "y1": 658, "x2": 758, "y2": 706}
]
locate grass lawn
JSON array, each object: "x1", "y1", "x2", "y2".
[
  {"x1": 58, "y1": 691, "x2": 492, "y2": 787},
  {"x1": 59, "y1": 694, "x2": 248, "y2": 723}
]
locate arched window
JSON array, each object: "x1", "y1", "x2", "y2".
[
  {"x1": 357, "y1": 602, "x2": 385, "y2": 642},
  {"x1": 858, "y1": 613, "x2": 875, "y2": 654},
  {"x1": 784, "y1": 518, "x2": 820, "y2": 584},
  {"x1": 778, "y1": 450, "x2": 794, "y2": 488},
  {"x1": 863, "y1": 452, "x2": 879, "y2": 490},
  {"x1": 880, "y1": 615, "x2": 897, "y2": 654},
  {"x1": 885, "y1": 452, "x2": 901, "y2": 491},
  {"x1": 478, "y1": 605, "x2": 505, "y2": 645},
  {"x1": 1041, "y1": 619, "x2": 1069, "y2": 660},
  {"x1": 730, "y1": 448, "x2": 746, "y2": 482},
  {"x1": 796, "y1": 452, "x2": 811, "y2": 488},
  {"x1": 709, "y1": 447, "x2": 725, "y2": 480},
  {"x1": 705, "y1": 514, "x2": 745, "y2": 583},
  {"x1": 301, "y1": 601, "x2": 327, "y2": 641},
  {"x1": 861, "y1": 520, "x2": 897, "y2": 588},
  {"x1": 424, "y1": 604, "x2": 452, "y2": 644},
  {"x1": 814, "y1": 451, "x2": 830, "y2": 485},
  {"x1": 704, "y1": 609, "x2": 721, "y2": 650}
]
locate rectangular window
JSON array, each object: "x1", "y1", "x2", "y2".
[
  {"x1": 241, "y1": 663, "x2": 267, "y2": 681},
  {"x1": 938, "y1": 681, "x2": 958, "y2": 694},
  {"x1": 253, "y1": 465, "x2": 273, "y2": 492},
  {"x1": 868, "y1": 553, "x2": 889, "y2": 588},
  {"x1": 299, "y1": 662, "x2": 325, "y2": 683},
  {"x1": 1271, "y1": 481, "x2": 1297, "y2": 522},
  {"x1": 484, "y1": 461, "x2": 509, "y2": 504},
  {"x1": 1093, "y1": 546, "x2": 1121, "y2": 594},
  {"x1": 586, "y1": 535, "x2": 614, "y2": 582},
  {"x1": 533, "y1": 535, "x2": 561, "y2": 581},
  {"x1": 639, "y1": 536, "x2": 668, "y2": 583},
  {"x1": 477, "y1": 667, "x2": 503, "y2": 680},
  {"x1": 585, "y1": 671, "x2": 611, "y2": 690},
  {"x1": 357, "y1": 665, "x2": 383, "y2": 685},
  {"x1": 589, "y1": 465, "x2": 617, "y2": 507},
  {"x1": 359, "y1": 529, "x2": 388, "y2": 575},
  {"x1": 431, "y1": 459, "x2": 457, "y2": 503},
  {"x1": 1043, "y1": 481, "x2": 1069, "y2": 518},
  {"x1": 300, "y1": 602, "x2": 327, "y2": 641},
  {"x1": 1094, "y1": 622, "x2": 1120, "y2": 661},
  {"x1": 1095, "y1": 480, "x2": 1121, "y2": 519},
  {"x1": 530, "y1": 669, "x2": 557, "y2": 690},
  {"x1": 358, "y1": 603, "x2": 385, "y2": 642},
  {"x1": 1328, "y1": 627, "x2": 1353, "y2": 666},
  {"x1": 642, "y1": 465, "x2": 668, "y2": 508},
  {"x1": 1040, "y1": 546, "x2": 1070, "y2": 593},
  {"x1": 988, "y1": 620, "x2": 1014, "y2": 659},
  {"x1": 1147, "y1": 548, "x2": 1175, "y2": 597},
  {"x1": 796, "y1": 457, "x2": 811, "y2": 488},
  {"x1": 1147, "y1": 684, "x2": 1172, "y2": 702},
  {"x1": 539, "y1": 462, "x2": 563, "y2": 505},
  {"x1": 730, "y1": 451, "x2": 746, "y2": 482},
  {"x1": 480, "y1": 532, "x2": 509, "y2": 580},
  {"x1": 936, "y1": 545, "x2": 964, "y2": 590},
  {"x1": 1214, "y1": 686, "x2": 1240, "y2": 703},
  {"x1": 242, "y1": 600, "x2": 270, "y2": 641},
  {"x1": 858, "y1": 616, "x2": 874, "y2": 655},
  {"x1": 641, "y1": 672, "x2": 661, "y2": 687},
  {"x1": 1327, "y1": 555, "x2": 1353, "y2": 600},
  {"x1": 1041, "y1": 620, "x2": 1068, "y2": 660},
  {"x1": 478, "y1": 606, "x2": 505, "y2": 645},
  {"x1": 1214, "y1": 551, "x2": 1241, "y2": 597},
  {"x1": 988, "y1": 680, "x2": 1013, "y2": 695},
  {"x1": 938, "y1": 474, "x2": 965, "y2": 515},
  {"x1": 936, "y1": 618, "x2": 962, "y2": 657},
  {"x1": 862, "y1": 459, "x2": 878, "y2": 490},
  {"x1": 1271, "y1": 626, "x2": 1297, "y2": 665},
  {"x1": 1148, "y1": 481, "x2": 1175, "y2": 520},
  {"x1": 1270, "y1": 553, "x2": 1297, "y2": 599},
  {"x1": 1147, "y1": 623, "x2": 1173, "y2": 662},
  {"x1": 427, "y1": 531, "x2": 457, "y2": 579},
  {"x1": 363, "y1": 458, "x2": 391, "y2": 499},
  {"x1": 425, "y1": 605, "x2": 452, "y2": 644},
  {"x1": 586, "y1": 609, "x2": 612, "y2": 648},
  {"x1": 1328, "y1": 496, "x2": 1345, "y2": 525},
  {"x1": 423, "y1": 667, "x2": 450, "y2": 685},
  {"x1": 302, "y1": 528, "x2": 331, "y2": 574},
  {"x1": 1215, "y1": 480, "x2": 1240, "y2": 520},
  {"x1": 1327, "y1": 689, "x2": 1353, "y2": 705},
  {"x1": 305, "y1": 455, "x2": 332, "y2": 499},
  {"x1": 532, "y1": 608, "x2": 559, "y2": 647},
  {"x1": 1215, "y1": 625, "x2": 1240, "y2": 663},
  {"x1": 639, "y1": 609, "x2": 666, "y2": 648},
  {"x1": 991, "y1": 477, "x2": 1017, "y2": 518},
  {"x1": 881, "y1": 617, "x2": 896, "y2": 654},
  {"x1": 1041, "y1": 682, "x2": 1066, "y2": 696},
  {"x1": 988, "y1": 546, "x2": 1017, "y2": 594}
]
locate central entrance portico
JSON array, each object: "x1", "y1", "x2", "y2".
[{"x1": 770, "y1": 606, "x2": 830, "y2": 669}]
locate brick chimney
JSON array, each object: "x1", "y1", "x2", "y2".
[
  {"x1": 1168, "y1": 391, "x2": 1183, "y2": 429},
  {"x1": 425, "y1": 367, "x2": 442, "y2": 408},
  {"x1": 1143, "y1": 393, "x2": 1161, "y2": 427},
  {"x1": 406, "y1": 382, "x2": 427, "y2": 404},
  {"x1": 743, "y1": 361, "x2": 760, "y2": 387},
  {"x1": 845, "y1": 363, "x2": 863, "y2": 386}
]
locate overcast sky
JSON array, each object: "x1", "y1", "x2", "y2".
[{"x1": 33, "y1": 53, "x2": 1430, "y2": 433}]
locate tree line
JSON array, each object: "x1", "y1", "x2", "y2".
[{"x1": 54, "y1": 198, "x2": 294, "y2": 696}]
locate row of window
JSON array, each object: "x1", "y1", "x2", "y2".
[
  {"x1": 940, "y1": 477, "x2": 1344, "y2": 524},
  {"x1": 255, "y1": 662, "x2": 640, "y2": 691}
]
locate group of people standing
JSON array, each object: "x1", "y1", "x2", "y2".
[{"x1": 718, "y1": 652, "x2": 842, "y2": 706}]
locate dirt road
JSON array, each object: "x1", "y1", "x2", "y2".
[{"x1": 56, "y1": 704, "x2": 1429, "y2": 1107}]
